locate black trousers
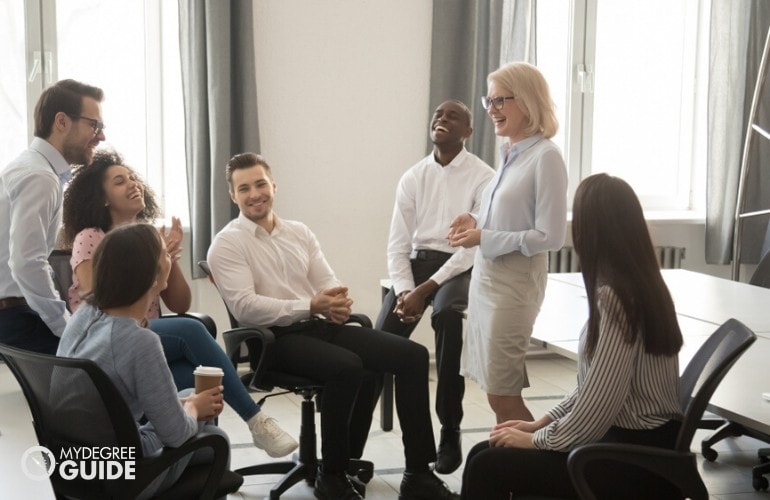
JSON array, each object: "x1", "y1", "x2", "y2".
[
  {"x1": 271, "y1": 320, "x2": 437, "y2": 473},
  {"x1": 0, "y1": 305, "x2": 59, "y2": 354},
  {"x1": 375, "y1": 252, "x2": 470, "y2": 429},
  {"x1": 460, "y1": 419, "x2": 682, "y2": 499}
]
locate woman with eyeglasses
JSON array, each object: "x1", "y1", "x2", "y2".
[
  {"x1": 57, "y1": 222, "x2": 229, "y2": 499},
  {"x1": 448, "y1": 62, "x2": 568, "y2": 423},
  {"x1": 460, "y1": 174, "x2": 683, "y2": 499},
  {"x1": 61, "y1": 149, "x2": 298, "y2": 459}
]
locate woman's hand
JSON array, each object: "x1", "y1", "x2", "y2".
[
  {"x1": 182, "y1": 385, "x2": 224, "y2": 422},
  {"x1": 448, "y1": 228, "x2": 481, "y2": 248},
  {"x1": 488, "y1": 426, "x2": 535, "y2": 449},
  {"x1": 447, "y1": 212, "x2": 477, "y2": 240},
  {"x1": 493, "y1": 419, "x2": 541, "y2": 433},
  {"x1": 160, "y1": 216, "x2": 184, "y2": 262}
]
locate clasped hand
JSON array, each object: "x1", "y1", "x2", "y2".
[
  {"x1": 394, "y1": 289, "x2": 426, "y2": 324},
  {"x1": 488, "y1": 419, "x2": 537, "y2": 449},
  {"x1": 311, "y1": 286, "x2": 352, "y2": 324},
  {"x1": 447, "y1": 212, "x2": 481, "y2": 249}
]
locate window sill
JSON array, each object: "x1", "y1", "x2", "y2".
[{"x1": 566, "y1": 210, "x2": 706, "y2": 225}]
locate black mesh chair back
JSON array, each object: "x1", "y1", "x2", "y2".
[
  {"x1": 568, "y1": 318, "x2": 756, "y2": 500},
  {"x1": 0, "y1": 343, "x2": 242, "y2": 499},
  {"x1": 677, "y1": 318, "x2": 756, "y2": 450}
]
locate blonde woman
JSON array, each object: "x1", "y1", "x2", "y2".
[{"x1": 449, "y1": 62, "x2": 568, "y2": 423}]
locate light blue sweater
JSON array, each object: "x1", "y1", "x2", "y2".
[{"x1": 57, "y1": 303, "x2": 197, "y2": 456}]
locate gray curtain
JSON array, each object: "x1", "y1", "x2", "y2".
[
  {"x1": 178, "y1": 0, "x2": 259, "y2": 278},
  {"x1": 706, "y1": 0, "x2": 770, "y2": 265},
  {"x1": 429, "y1": 0, "x2": 536, "y2": 166}
]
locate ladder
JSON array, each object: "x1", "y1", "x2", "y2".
[{"x1": 732, "y1": 26, "x2": 770, "y2": 281}]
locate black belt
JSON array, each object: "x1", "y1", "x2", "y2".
[
  {"x1": 0, "y1": 297, "x2": 27, "y2": 310},
  {"x1": 411, "y1": 249, "x2": 452, "y2": 260}
]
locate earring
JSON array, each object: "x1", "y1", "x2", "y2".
[{"x1": 105, "y1": 201, "x2": 109, "y2": 207}]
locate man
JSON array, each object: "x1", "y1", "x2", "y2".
[
  {"x1": 375, "y1": 100, "x2": 494, "y2": 474},
  {"x1": 0, "y1": 79, "x2": 105, "y2": 353},
  {"x1": 208, "y1": 153, "x2": 459, "y2": 500}
]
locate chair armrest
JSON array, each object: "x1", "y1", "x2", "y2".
[
  {"x1": 160, "y1": 312, "x2": 218, "y2": 339},
  {"x1": 117, "y1": 430, "x2": 232, "y2": 500},
  {"x1": 347, "y1": 313, "x2": 372, "y2": 328},
  {"x1": 567, "y1": 443, "x2": 708, "y2": 500},
  {"x1": 223, "y1": 326, "x2": 275, "y2": 390}
]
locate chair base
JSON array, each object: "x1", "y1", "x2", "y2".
[{"x1": 236, "y1": 389, "x2": 373, "y2": 499}]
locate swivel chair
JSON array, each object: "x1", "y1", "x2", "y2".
[
  {"x1": 698, "y1": 255, "x2": 770, "y2": 491},
  {"x1": 568, "y1": 318, "x2": 757, "y2": 499},
  {"x1": 198, "y1": 260, "x2": 374, "y2": 500},
  {"x1": 0, "y1": 343, "x2": 242, "y2": 499}
]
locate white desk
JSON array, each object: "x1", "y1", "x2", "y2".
[
  {"x1": 549, "y1": 270, "x2": 770, "y2": 338},
  {"x1": 535, "y1": 271, "x2": 770, "y2": 437}
]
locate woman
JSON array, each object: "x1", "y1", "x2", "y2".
[
  {"x1": 460, "y1": 174, "x2": 684, "y2": 499},
  {"x1": 448, "y1": 62, "x2": 568, "y2": 422},
  {"x1": 61, "y1": 149, "x2": 297, "y2": 458},
  {"x1": 57, "y1": 223, "x2": 228, "y2": 499}
]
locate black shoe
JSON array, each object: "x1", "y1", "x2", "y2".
[
  {"x1": 399, "y1": 471, "x2": 460, "y2": 500},
  {"x1": 314, "y1": 470, "x2": 364, "y2": 500},
  {"x1": 434, "y1": 428, "x2": 462, "y2": 474}
]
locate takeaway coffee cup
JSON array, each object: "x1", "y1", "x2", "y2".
[{"x1": 194, "y1": 365, "x2": 224, "y2": 393}]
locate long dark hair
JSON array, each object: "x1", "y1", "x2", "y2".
[
  {"x1": 90, "y1": 223, "x2": 162, "y2": 309},
  {"x1": 62, "y1": 149, "x2": 160, "y2": 248},
  {"x1": 572, "y1": 173, "x2": 682, "y2": 358}
]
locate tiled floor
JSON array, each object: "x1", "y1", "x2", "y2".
[{"x1": 1, "y1": 352, "x2": 768, "y2": 499}]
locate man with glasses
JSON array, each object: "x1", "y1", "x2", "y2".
[
  {"x1": 375, "y1": 99, "x2": 494, "y2": 474},
  {"x1": 0, "y1": 79, "x2": 105, "y2": 353}
]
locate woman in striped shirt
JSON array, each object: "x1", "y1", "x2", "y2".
[{"x1": 461, "y1": 174, "x2": 684, "y2": 499}]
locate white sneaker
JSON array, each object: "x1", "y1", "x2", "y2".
[{"x1": 248, "y1": 411, "x2": 298, "y2": 458}]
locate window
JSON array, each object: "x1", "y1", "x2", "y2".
[
  {"x1": 0, "y1": 0, "x2": 188, "y2": 224},
  {"x1": 536, "y1": 0, "x2": 710, "y2": 212}
]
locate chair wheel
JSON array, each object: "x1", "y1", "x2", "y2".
[
  {"x1": 753, "y1": 475, "x2": 768, "y2": 491},
  {"x1": 701, "y1": 445, "x2": 718, "y2": 462}
]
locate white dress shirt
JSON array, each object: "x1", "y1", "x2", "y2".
[
  {"x1": 207, "y1": 213, "x2": 340, "y2": 327},
  {"x1": 0, "y1": 138, "x2": 71, "y2": 336},
  {"x1": 476, "y1": 134, "x2": 568, "y2": 259},
  {"x1": 387, "y1": 148, "x2": 494, "y2": 295}
]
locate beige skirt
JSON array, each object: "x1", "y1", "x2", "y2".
[{"x1": 460, "y1": 251, "x2": 547, "y2": 395}]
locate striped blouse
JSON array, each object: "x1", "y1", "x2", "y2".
[{"x1": 532, "y1": 285, "x2": 683, "y2": 452}]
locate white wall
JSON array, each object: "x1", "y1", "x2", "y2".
[
  {"x1": 190, "y1": 0, "x2": 437, "y2": 342},
  {"x1": 186, "y1": 0, "x2": 735, "y2": 348}
]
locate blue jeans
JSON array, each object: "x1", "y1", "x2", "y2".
[{"x1": 149, "y1": 317, "x2": 259, "y2": 422}]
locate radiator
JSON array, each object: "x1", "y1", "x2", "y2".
[{"x1": 548, "y1": 246, "x2": 686, "y2": 273}]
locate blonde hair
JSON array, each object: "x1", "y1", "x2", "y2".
[{"x1": 488, "y1": 62, "x2": 558, "y2": 139}]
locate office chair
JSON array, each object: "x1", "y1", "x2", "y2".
[
  {"x1": 198, "y1": 260, "x2": 374, "y2": 500},
  {"x1": 48, "y1": 249, "x2": 217, "y2": 338},
  {"x1": 698, "y1": 258, "x2": 770, "y2": 491},
  {"x1": 568, "y1": 318, "x2": 757, "y2": 499},
  {"x1": 0, "y1": 343, "x2": 243, "y2": 499}
]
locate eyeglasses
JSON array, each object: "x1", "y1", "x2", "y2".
[
  {"x1": 68, "y1": 114, "x2": 106, "y2": 135},
  {"x1": 481, "y1": 95, "x2": 516, "y2": 111}
]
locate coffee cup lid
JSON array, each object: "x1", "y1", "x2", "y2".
[{"x1": 194, "y1": 365, "x2": 224, "y2": 376}]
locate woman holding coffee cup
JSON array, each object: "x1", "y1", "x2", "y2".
[
  {"x1": 62, "y1": 149, "x2": 297, "y2": 458},
  {"x1": 57, "y1": 223, "x2": 228, "y2": 498}
]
